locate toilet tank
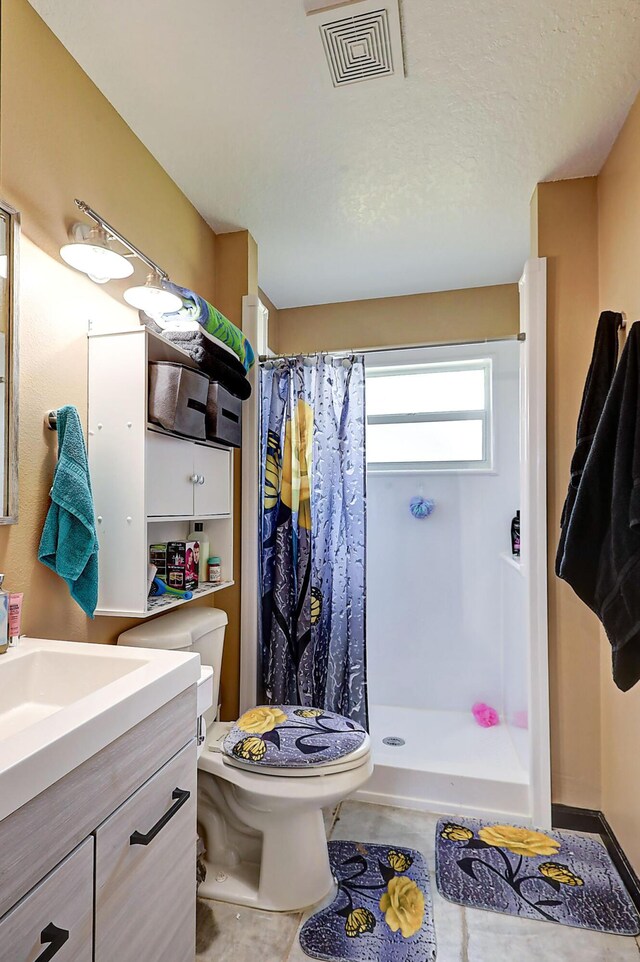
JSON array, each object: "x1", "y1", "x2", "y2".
[{"x1": 118, "y1": 607, "x2": 228, "y2": 728}]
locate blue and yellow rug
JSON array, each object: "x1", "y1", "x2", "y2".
[
  {"x1": 299, "y1": 840, "x2": 436, "y2": 961},
  {"x1": 435, "y1": 817, "x2": 640, "y2": 936}
]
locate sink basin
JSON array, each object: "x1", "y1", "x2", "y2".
[
  {"x1": 0, "y1": 649, "x2": 148, "y2": 741},
  {"x1": 0, "y1": 638, "x2": 200, "y2": 822}
]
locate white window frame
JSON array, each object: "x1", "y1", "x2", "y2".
[{"x1": 366, "y1": 358, "x2": 494, "y2": 474}]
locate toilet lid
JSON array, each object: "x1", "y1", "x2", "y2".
[{"x1": 222, "y1": 706, "x2": 367, "y2": 773}]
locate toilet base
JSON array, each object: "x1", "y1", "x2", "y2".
[{"x1": 196, "y1": 751, "x2": 373, "y2": 912}]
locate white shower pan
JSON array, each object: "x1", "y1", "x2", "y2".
[{"x1": 355, "y1": 704, "x2": 529, "y2": 820}]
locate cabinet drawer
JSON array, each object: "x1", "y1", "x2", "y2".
[
  {"x1": 146, "y1": 431, "x2": 195, "y2": 517},
  {"x1": 94, "y1": 741, "x2": 197, "y2": 962},
  {"x1": 0, "y1": 837, "x2": 93, "y2": 962},
  {"x1": 194, "y1": 443, "x2": 231, "y2": 517}
]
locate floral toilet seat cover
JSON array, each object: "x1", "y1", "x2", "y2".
[{"x1": 223, "y1": 706, "x2": 367, "y2": 769}]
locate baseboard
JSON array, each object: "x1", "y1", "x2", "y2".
[{"x1": 552, "y1": 803, "x2": 640, "y2": 913}]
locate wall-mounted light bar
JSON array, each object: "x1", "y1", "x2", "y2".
[{"x1": 59, "y1": 199, "x2": 182, "y2": 314}]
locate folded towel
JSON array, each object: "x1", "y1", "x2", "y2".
[
  {"x1": 38, "y1": 406, "x2": 99, "y2": 618},
  {"x1": 149, "y1": 282, "x2": 255, "y2": 372},
  {"x1": 555, "y1": 311, "x2": 622, "y2": 574},
  {"x1": 164, "y1": 329, "x2": 252, "y2": 401}
]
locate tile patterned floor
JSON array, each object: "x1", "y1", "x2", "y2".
[{"x1": 196, "y1": 801, "x2": 640, "y2": 962}]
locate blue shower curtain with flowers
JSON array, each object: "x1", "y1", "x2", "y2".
[{"x1": 259, "y1": 355, "x2": 368, "y2": 728}]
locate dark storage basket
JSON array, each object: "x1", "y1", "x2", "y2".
[
  {"x1": 206, "y1": 381, "x2": 242, "y2": 448},
  {"x1": 148, "y1": 361, "x2": 209, "y2": 440}
]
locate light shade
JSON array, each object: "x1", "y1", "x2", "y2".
[
  {"x1": 60, "y1": 225, "x2": 134, "y2": 283},
  {"x1": 123, "y1": 273, "x2": 183, "y2": 314}
]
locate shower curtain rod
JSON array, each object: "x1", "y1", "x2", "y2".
[{"x1": 258, "y1": 332, "x2": 525, "y2": 362}]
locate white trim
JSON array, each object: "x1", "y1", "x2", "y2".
[
  {"x1": 519, "y1": 257, "x2": 551, "y2": 828},
  {"x1": 239, "y1": 295, "x2": 262, "y2": 714}
]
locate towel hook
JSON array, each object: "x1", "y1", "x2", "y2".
[
  {"x1": 46, "y1": 410, "x2": 58, "y2": 431},
  {"x1": 619, "y1": 312, "x2": 627, "y2": 330}
]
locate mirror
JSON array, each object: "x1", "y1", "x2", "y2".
[{"x1": 0, "y1": 199, "x2": 19, "y2": 523}]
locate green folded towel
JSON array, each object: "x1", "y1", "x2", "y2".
[{"x1": 38, "y1": 406, "x2": 99, "y2": 617}]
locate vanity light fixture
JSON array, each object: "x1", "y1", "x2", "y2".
[
  {"x1": 61, "y1": 200, "x2": 182, "y2": 315},
  {"x1": 60, "y1": 223, "x2": 134, "y2": 284},
  {"x1": 123, "y1": 270, "x2": 182, "y2": 314}
]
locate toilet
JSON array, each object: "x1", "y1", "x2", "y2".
[{"x1": 118, "y1": 607, "x2": 373, "y2": 912}]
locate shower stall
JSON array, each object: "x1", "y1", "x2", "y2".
[
  {"x1": 358, "y1": 338, "x2": 529, "y2": 819},
  {"x1": 241, "y1": 257, "x2": 549, "y2": 826}
]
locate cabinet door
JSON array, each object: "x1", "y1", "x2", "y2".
[
  {"x1": 146, "y1": 431, "x2": 195, "y2": 517},
  {"x1": 193, "y1": 444, "x2": 231, "y2": 517},
  {"x1": 0, "y1": 837, "x2": 93, "y2": 962},
  {"x1": 94, "y1": 742, "x2": 197, "y2": 962}
]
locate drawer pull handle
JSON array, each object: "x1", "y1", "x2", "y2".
[
  {"x1": 36, "y1": 923, "x2": 69, "y2": 961},
  {"x1": 129, "y1": 787, "x2": 190, "y2": 846}
]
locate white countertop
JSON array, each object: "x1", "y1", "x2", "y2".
[{"x1": 0, "y1": 637, "x2": 200, "y2": 822}]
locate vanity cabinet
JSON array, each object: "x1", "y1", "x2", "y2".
[
  {"x1": 95, "y1": 742, "x2": 197, "y2": 962},
  {"x1": 0, "y1": 837, "x2": 93, "y2": 961},
  {"x1": 88, "y1": 325, "x2": 235, "y2": 617},
  {"x1": 0, "y1": 687, "x2": 197, "y2": 962}
]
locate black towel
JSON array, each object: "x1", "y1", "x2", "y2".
[
  {"x1": 163, "y1": 329, "x2": 252, "y2": 401},
  {"x1": 558, "y1": 320, "x2": 640, "y2": 691},
  {"x1": 555, "y1": 311, "x2": 622, "y2": 574}
]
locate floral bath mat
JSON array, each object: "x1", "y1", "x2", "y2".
[
  {"x1": 299, "y1": 840, "x2": 436, "y2": 961},
  {"x1": 435, "y1": 817, "x2": 640, "y2": 936}
]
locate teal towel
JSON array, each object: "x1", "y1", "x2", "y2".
[{"x1": 38, "y1": 406, "x2": 99, "y2": 617}]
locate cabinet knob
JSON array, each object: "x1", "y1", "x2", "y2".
[
  {"x1": 198, "y1": 476, "x2": 205, "y2": 485},
  {"x1": 191, "y1": 473, "x2": 199, "y2": 484}
]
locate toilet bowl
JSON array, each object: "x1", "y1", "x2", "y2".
[{"x1": 118, "y1": 607, "x2": 373, "y2": 912}]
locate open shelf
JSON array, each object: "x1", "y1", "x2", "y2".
[
  {"x1": 146, "y1": 423, "x2": 235, "y2": 453},
  {"x1": 147, "y1": 514, "x2": 231, "y2": 523},
  {"x1": 500, "y1": 551, "x2": 524, "y2": 573},
  {"x1": 95, "y1": 580, "x2": 235, "y2": 619}
]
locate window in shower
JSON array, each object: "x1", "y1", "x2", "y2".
[{"x1": 366, "y1": 358, "x2": 493, "y2": 471}]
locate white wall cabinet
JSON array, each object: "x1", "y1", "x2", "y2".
[
  {"x1": 147, "y1": 431, "x2": 231, "y2": 519},
  {"x1": 88, "y1": 326, "x2": 235, "y2": 617}
]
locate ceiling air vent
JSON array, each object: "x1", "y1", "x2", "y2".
[{"x1": 320, "y1": 8, "x2": 394, "y2": 87}]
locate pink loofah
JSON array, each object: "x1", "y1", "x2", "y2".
[{"x1": 472, "y1": 702, "x2": 500, "y2": 728}]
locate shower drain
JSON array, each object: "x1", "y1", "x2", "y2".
[{"x1": 382, "y1": 736, "x2": 405, "y2": 747}]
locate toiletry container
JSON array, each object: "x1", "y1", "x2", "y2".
[
  {"x1": 511, "y1": 510, "x2": 520, "y2": 557},
  {"x1": 188, "y1": 522, "x2": 210, "y2": 584},
  {"x1": 0, "y1": 575, "x2": 8, "y2": 653},
  {"x1": 207, "y1": 557, "x2": 222, "y2": 584}
]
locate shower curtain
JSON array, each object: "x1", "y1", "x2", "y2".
[{"x1": 259, "y1": 354, "x2": 368, "y2": 728}]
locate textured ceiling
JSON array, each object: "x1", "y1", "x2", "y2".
[{"x1": 28, "y1": 0, "x2": 640, "y2": 307}]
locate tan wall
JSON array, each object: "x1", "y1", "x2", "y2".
[
  {"x1": 597, "y1": 93, "x2": 640, "y2": 871},
  {"x1": 275, "y1": 284, "x2": 519, "y2": 355},
  {"x1": 0, "y1": 0, "x2": 249, "y2": 718},
  {"x1": 532, "y1": 178, "x2": 603, "y2": 810}
]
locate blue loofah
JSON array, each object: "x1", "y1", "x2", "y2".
[{"x1": 410, "y1": 496, "x2": 435, "y2": 519}]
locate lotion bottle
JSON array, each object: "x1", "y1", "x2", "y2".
[
  {"x1": 0, "y1": 575, "x2": 9, "y2": 654},
  {"x1": 187, "y1": 522, "x2": 210, "y2": 584}
]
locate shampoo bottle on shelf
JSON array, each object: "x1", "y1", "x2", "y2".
[
  {"x1": 511, "y1": 511, "x2": 521, "y2": 558},
  {"x1": 187, "y1": 522, "x2": 210, "y2": 584}
]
